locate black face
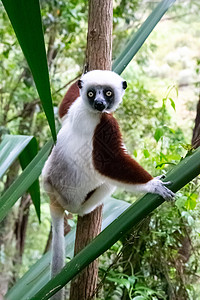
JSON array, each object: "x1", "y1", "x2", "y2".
[{"x1": 86, "y1": 86, "x2": 114, "y2": 112}]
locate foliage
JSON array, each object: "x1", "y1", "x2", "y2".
[
  {"x1": 1, "y1": 0, "x2": 200, "y2": 299},
  {"x1": 98, "y1": 86, "x2": 200, "y2": 299},
  {"x1": 6, "y1": 199, "x2": 130, "y2": 300},
  {"x1": 0, "y1": 135, "x2": 40, "y2": 220}
]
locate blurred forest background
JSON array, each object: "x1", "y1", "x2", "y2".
[{"x1": 1, "y1": 0, "x2": 200, "y2": 299}]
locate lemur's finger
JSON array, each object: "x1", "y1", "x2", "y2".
[
  {"x1": 162, "y1": 186, "x2": 175, "y2": 201},
  {"x1": 156, "y1": 174, "x2": 166, "y2": 180},
  {"x1": 162, "y1": 181, "x2": 172, "y2": 186}
]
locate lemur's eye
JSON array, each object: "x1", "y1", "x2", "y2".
[
  {"x1": 106, "y1": 90, "x2": 112, "y2": 97},
  {"x1": 87, "y1": 91, "x2": 94, "y2": 98}
]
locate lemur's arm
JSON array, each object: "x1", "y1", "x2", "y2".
[{"x1": 93, "y1": 113, "x2": 174, "y2": 200}]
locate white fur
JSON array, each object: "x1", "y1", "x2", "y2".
[
  {"x1": 42, "y1": 98, "x2": 106, "y2": 213},
  {"x1": 42, "y1": 71, "x2": 127, "y2": 216},
  {"x1": 80, "y1": 70, "x2": 125, "y2": 91},
  {"x1": 77, "y1": 183, "x2": 116, "y2": 216},
  {"x1": 103, "y1": 176, "x2": 174, "y2": 201},
  {"x1": 80, "y1": 70, "x2": 126, "y2": 112}
]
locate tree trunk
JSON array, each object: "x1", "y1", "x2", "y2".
[
  {"x1": 14, "y1": 194, "x2": 31, "y2": 260},
  {"x1": 69, "y1": 207, "x2": 103, "y2": 300},
  {"x1": 85, "y1": 0, "x2": 113, "y2": 71},
  {"x1": 0, "y1": 161, "x2": 20, "y2": 297},
  {"x1": 69, "y1": 1, "x2": 113, "y2": 299}
]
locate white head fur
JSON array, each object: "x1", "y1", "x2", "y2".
[{"x1": 78, "y1": 70, "x2": 127, "y2": 113}]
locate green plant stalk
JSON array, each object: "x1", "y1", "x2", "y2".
[
  {"x1": 30, "y1": 148, "x2": 200, "y2": 300},
  {"x1": 112, "y1": 0, "x2": 176, "y2": 75},
  {"x1": 0, "y1": 135, "x2": 34, "y2": 179}
]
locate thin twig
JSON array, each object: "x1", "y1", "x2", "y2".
[{"x1": 52, "y1": 74, "x2": 81, "y2": 95}]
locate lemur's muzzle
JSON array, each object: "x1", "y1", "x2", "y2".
[{"x1": 94, "y1": 99, "x2": 107, "y2": 111}]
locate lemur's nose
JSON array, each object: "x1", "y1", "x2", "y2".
[{"x1": 94, "y1": 100, "x2": 106, "y2": 111}]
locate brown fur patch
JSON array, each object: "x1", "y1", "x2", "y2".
[
  {"x1": 59, "y1": 81, "x2": 80, "y2": 118},
  {"x1": 93, "y1": 113, "x2": 153, "y2": 184}
]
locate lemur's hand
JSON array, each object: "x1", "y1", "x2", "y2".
[{"x1": 147, "y1": 176, "x2": 175, "y2": 201}]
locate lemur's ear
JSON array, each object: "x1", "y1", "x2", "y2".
[
  {"x1": 77, "y1": 80, "x2": 83, "y2": 89},
  {"x1": 122, "y1": 81, "x2": 127, "y2": 90}
]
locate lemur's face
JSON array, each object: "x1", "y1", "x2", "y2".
[
  {"x1": 85, "y1": 85, "x2": 114, "y2": 112},
  {"x1": 78, "y1": 70, "x2": 127, "y2": 113}
]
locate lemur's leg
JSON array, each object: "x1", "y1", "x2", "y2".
[
  {"x1": 77, "y1": 183, "x2": 115, "y2": 216},
  {"x1": 49, "y1": 194, "x2": 65, "y2": 300}
]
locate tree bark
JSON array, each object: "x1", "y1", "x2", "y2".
[
  {"x1": 69, "y1": 207, "x2": 103, "y2": 300},
  {"x1": 85, "y1": 0, "x2": 113, "y2": 71},
  {"x1": 0, "y1": 161, "x2": 20, "y2": 297},
  {"x1": 14, "y1": 194, "x2": 31, "y2": 260},
  {"x1": 69, "y1": 1, "x2": 113, "y2": 299}
]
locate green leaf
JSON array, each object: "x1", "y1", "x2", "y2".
[
  {"x1": 1, "y1": 0, "x2": 56, "y2": 142},
  {"x1": 0, "y1": 135, "x2": 40, "y2": 220},
  {"x1": 29, "y1": 148, "x2": 200, "y2": 300},
  {"x1": 143, "y1": 149, "x2": 150, "y2": 158},
  {"x1": 112, "y1": 0, "x2": 176, "y2": 75},
  {"x1": 133, "y1": 149, "x2": 137, "y2": 157},
  {"x1": 5, "y1": 198, "x2": 130, "y2": 300},
  {"x1": 0, "y1": 139, "x2": 53, "y2": 223},
  {"x1": 154, "y1": 127, "x2": 163, "y2": 142},
  {"x1": 19, "y1": 137, "x2": 40, "y2": 221},
  {"x1": 128, "y1": 275, "x2": 136, "y2": 285},
  {"x1": 0, "y1": 134, "x2": 33, "y2": 179},
  {"x1": 169, "y1": 97, "x2": 176, "y2": 111},
  {"x1": 156, "y1": 162, "x2": 176, "y2": 169},
  {"x1": 2, "y1": 0, "x2": 178, "y2": 297},
  {"x1": 0, "y1": 0, "x2": 176, "y2": 224},
  {"x1": 107, "y1": 276, "x2": 131, "y2": 290},
  {"x1": 3, "y1": 0, "x2": 178, "y2": 297},
  {"x1": 185, "y1": 194, "x2": 197, "y2": 210},
  {"x1": 5, "y1": 230, "x2": 76, "y2": 300},
  {"x1": 180, "y1": 143, "x2": 193, "y2": 152}
]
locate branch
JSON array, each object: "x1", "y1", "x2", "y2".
[
  {"x1": 6, "y1": 75, "x2": 81, "y2": 124},
  {"x1": 6, "y1": 99, "x2": 40, "y2": 123},
  {"x1": 52, "y1": 74, "x2": 81, "y2": 95},
  {"x1": 179, "y1": 81, "x2": 200, "y2": 88}
]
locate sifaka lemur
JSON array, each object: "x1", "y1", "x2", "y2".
[{"x1": 42, "y1": 70, "x2": 175, "y2": 300}]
